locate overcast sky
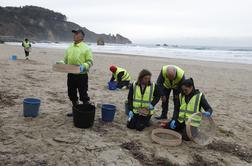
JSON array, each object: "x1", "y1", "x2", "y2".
[{"x1": 1, "y1": 0, "x2": 252, "y2": 46}]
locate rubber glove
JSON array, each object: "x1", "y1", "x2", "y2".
[
  {"x1": 56, "y1": 60, "x2": 65, "y2": 64},
  {"x1": 148, "y1": 103, "x2": 154, "y2": 110},
  {"x1": 128, "y1": 111, "x2": 134, "y2": 122},
  {"x1": 80, "y1": 64, "x2": 85, "y2": 72},
  {"x1": 128, "y1": 111, "x2": 133, "y2": 118},
  {"x1": 203, "y1": 112, "x2": 211, "y2": 117},
  {"x1": 169, "y1": 120, "x2": 177, "y2": 129}
]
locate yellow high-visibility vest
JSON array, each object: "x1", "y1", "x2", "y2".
[
  {"x1": 178, "y1": 93, "x2": 203, "y2": 127},
  {"x1": 113, "y1": 67, "x2": 131, "y2": 81},
  {"x1": 162, "y1": 65, "x2": 184, "y2": 89},
  {"x1": 23, "y1": 41, "x2": 30, "y2": 48},
  {"x1": 132, "y1": 82, "x2": 155, "y2": 115}
]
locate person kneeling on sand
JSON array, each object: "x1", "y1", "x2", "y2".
[
  {"x1": 161, "y1": 78, "x2": 213, "y2": 140},
  {"x1": 127, "y1": 69, "x2": 160, "y2": 131},
  {"x1": 109, "y1": 65, "x2": 131, "y2": 89}
]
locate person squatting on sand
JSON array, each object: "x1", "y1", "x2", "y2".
[
  {"x1": 127, "y1": 69, "x2": 160, "y2": 131},
  {"x1": 155, "y1": 65, "x2": 185, "y2": 120},
  {"x1": 22, "y1": 38, "x2": 31, "y2": 60},
  {"x1": 161, "y1": 78, "x2": 213, "y2": 140},
  {"x1": 57, "y1": 29, "x2": 93, "y2": 116},
  {"x1": 109, "y1": 65, "x2": 131, "y2": 89}
]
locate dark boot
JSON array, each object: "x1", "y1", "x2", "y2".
[
  {"x1": 82, "y1": 100, "x2": 90, "y2": 105},
  {"x1": 66, "y1": 113, "x2": 73, "y2": 117},
  {"x1": 67, "y1": 101, "x2": 79, "y2": 117},
  {"x1": 72, "y1": 101, "x2": 79, "y2": 106}
]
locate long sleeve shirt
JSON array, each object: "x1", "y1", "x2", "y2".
[
  {"x1": 127, "y1": 82, "x2": 160, "y2": 111},
  {"x1": 172, "y1": 90, "x2": 213, "y2": 120},
  {"x1": 64, "y1": 41, "x2": 93, "y2": 74},
  {"x1": 157, "y1": 70, "x2": 185, "y2": 96}
]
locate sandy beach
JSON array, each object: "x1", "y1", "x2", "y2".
[{"x1": 0, "y1": 44, "x2": 252, "y2": 166}]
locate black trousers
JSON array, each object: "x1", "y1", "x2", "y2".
[
  {"x1": 167, "y1": 120, "x2": 190, "y2": 140},
  {"x1": 25, "y1": 51, "x2": 29, "y2": 57},
  {"x1": 161, "y1": 88, "x2": 180, "y2": 117},
  {"x1": 127, "y1": 114, "x2": 151, "y2": 131},
  {"x1": 67, "y1": 73, "x2": 90, "y2": 103},
  {"x1": 117, "y1": 80, "x2": 130, "y2": 89}
]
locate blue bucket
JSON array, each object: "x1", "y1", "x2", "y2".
[
  {"x1": 108, "y1": 81, "x2": 117, "y2": 90},
  {"x1": 10, "y1": 55, "x2": 17, "y2": 61},
  {"x1": 101, "y1": 104, "x2": 116, "y2": 122},
  {"x1": 23, "y1": 98, "x2": 41, "y2": 117},
  {"x1": 125, "y1": 101, "x2": 130, "y2": 116}
]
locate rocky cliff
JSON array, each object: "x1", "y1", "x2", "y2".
[{"x1": 0, "y1": 6, "x2": 132, "y2": 44}]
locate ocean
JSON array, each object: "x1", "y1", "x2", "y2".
[{"x1": 6, "y1": 42, "x2": 252, "y2": 64}]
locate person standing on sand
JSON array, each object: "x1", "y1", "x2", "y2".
[
  {"x1": 57, "y1": 29, "x2": 93, "y2": 117},
  {"x1": 161, "y1": 78, "x2": 213, "y2": 140},
  {"x1": 22, "y1": 38, "x2": 31, "y2": 60},
  {"x1": 127, "y1": 69, "x2": 160, "y2": 131},
  {"x1": 109, "y1": 65, "x2": 131, "y2": 89},
  {"x1": 155, "y1": 65, "x2": 185, "y2": 120}
]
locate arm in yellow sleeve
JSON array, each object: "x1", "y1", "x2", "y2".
[
  {"x1": 82, "y1": 48, "x2": 93, "y2": 71},
  {"x1": 64, "y1": 50, "x2": 68, "y2": 64}
]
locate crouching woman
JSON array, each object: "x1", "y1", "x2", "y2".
[
  {"x1": 163, "y1": 78, "x2": 213, "y2": 140},
  {"x1": 127, "y1": 69, "x2": 160, "y2": 131}
]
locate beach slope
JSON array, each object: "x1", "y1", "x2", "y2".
[{"x1": 0, "y1": 44, "x2": 251, "y2": 165}]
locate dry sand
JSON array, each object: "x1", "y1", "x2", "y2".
[{"x1": 0, "y1": 44, "x2": 252, "y2": 166}]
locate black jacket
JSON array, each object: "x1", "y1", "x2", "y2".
[
  {"x1": 127, "y1": 82, "x2": 160, "y2": 111},
  {"x1": 156, "y1": 69, "x2": 185, "y2": 96},
  {"x1": 172, "y1": 89, "x2": 213, "y2": 120}
]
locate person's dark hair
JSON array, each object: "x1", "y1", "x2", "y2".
[
  {"x1": 137, "y1": 69, "x2": 152, "y2": 84},
  {"x1": 181, "y1": 78, "x2": 196, "y2": 96},
  {"x1": 181, "y1": 78, "x2": 195, "y2": 95},
  {"x1": 181, "y1": 78, "x2": 195, "y2": 89},
  {"x1": 25, "y1": 38, "x2": 28, "y2": 41}
]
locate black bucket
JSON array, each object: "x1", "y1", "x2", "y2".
[{"x1": 73, "y1": 103, "x2": 96, "y2": 128}]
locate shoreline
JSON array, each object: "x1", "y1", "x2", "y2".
[
  {"x1": 4, "y1": 43, "x2": 252, "y2": 65},
  {"x1": 94, "y1": 51, "x2": 252, "y2": 67},
  {"x1": 1, "y1": 44, "x2": 251, "y2": 71}
]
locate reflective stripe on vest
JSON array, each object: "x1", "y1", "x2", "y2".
[
  {"x1": 162, "y1": 65, "x2": 184, "y2": 89},
  {"x1": 132, "y1": 82, "x2": 155, "y2": 115},
  {"x1": 178, "y1": 93, "x2": 202, "y2": 127},
  {"x1": 113, "y1": 67, "x2": 131, "y2": 81},
  {"x1": 23, "y1": 41, "x2": 30, "y2": 48}
]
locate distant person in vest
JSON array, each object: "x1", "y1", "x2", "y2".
[
  {"x1": 22, "y1": 38, "x2": 31, "y2": 60},
  {"x1": 109, "y1": 65, "x2": 131, "y2": 89},
  {"x1": 57, "y1": 29, "x2": 93, "y2": 116},
  {"x1": 155, "y1": 65, "x2": 185, "y2": 120},
  {"x1": 127, "y1": 69, "x2": 160, "y2": 131},
  {"x1": 163, "y1": 78, "x2": 213, "y2": 140}
]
